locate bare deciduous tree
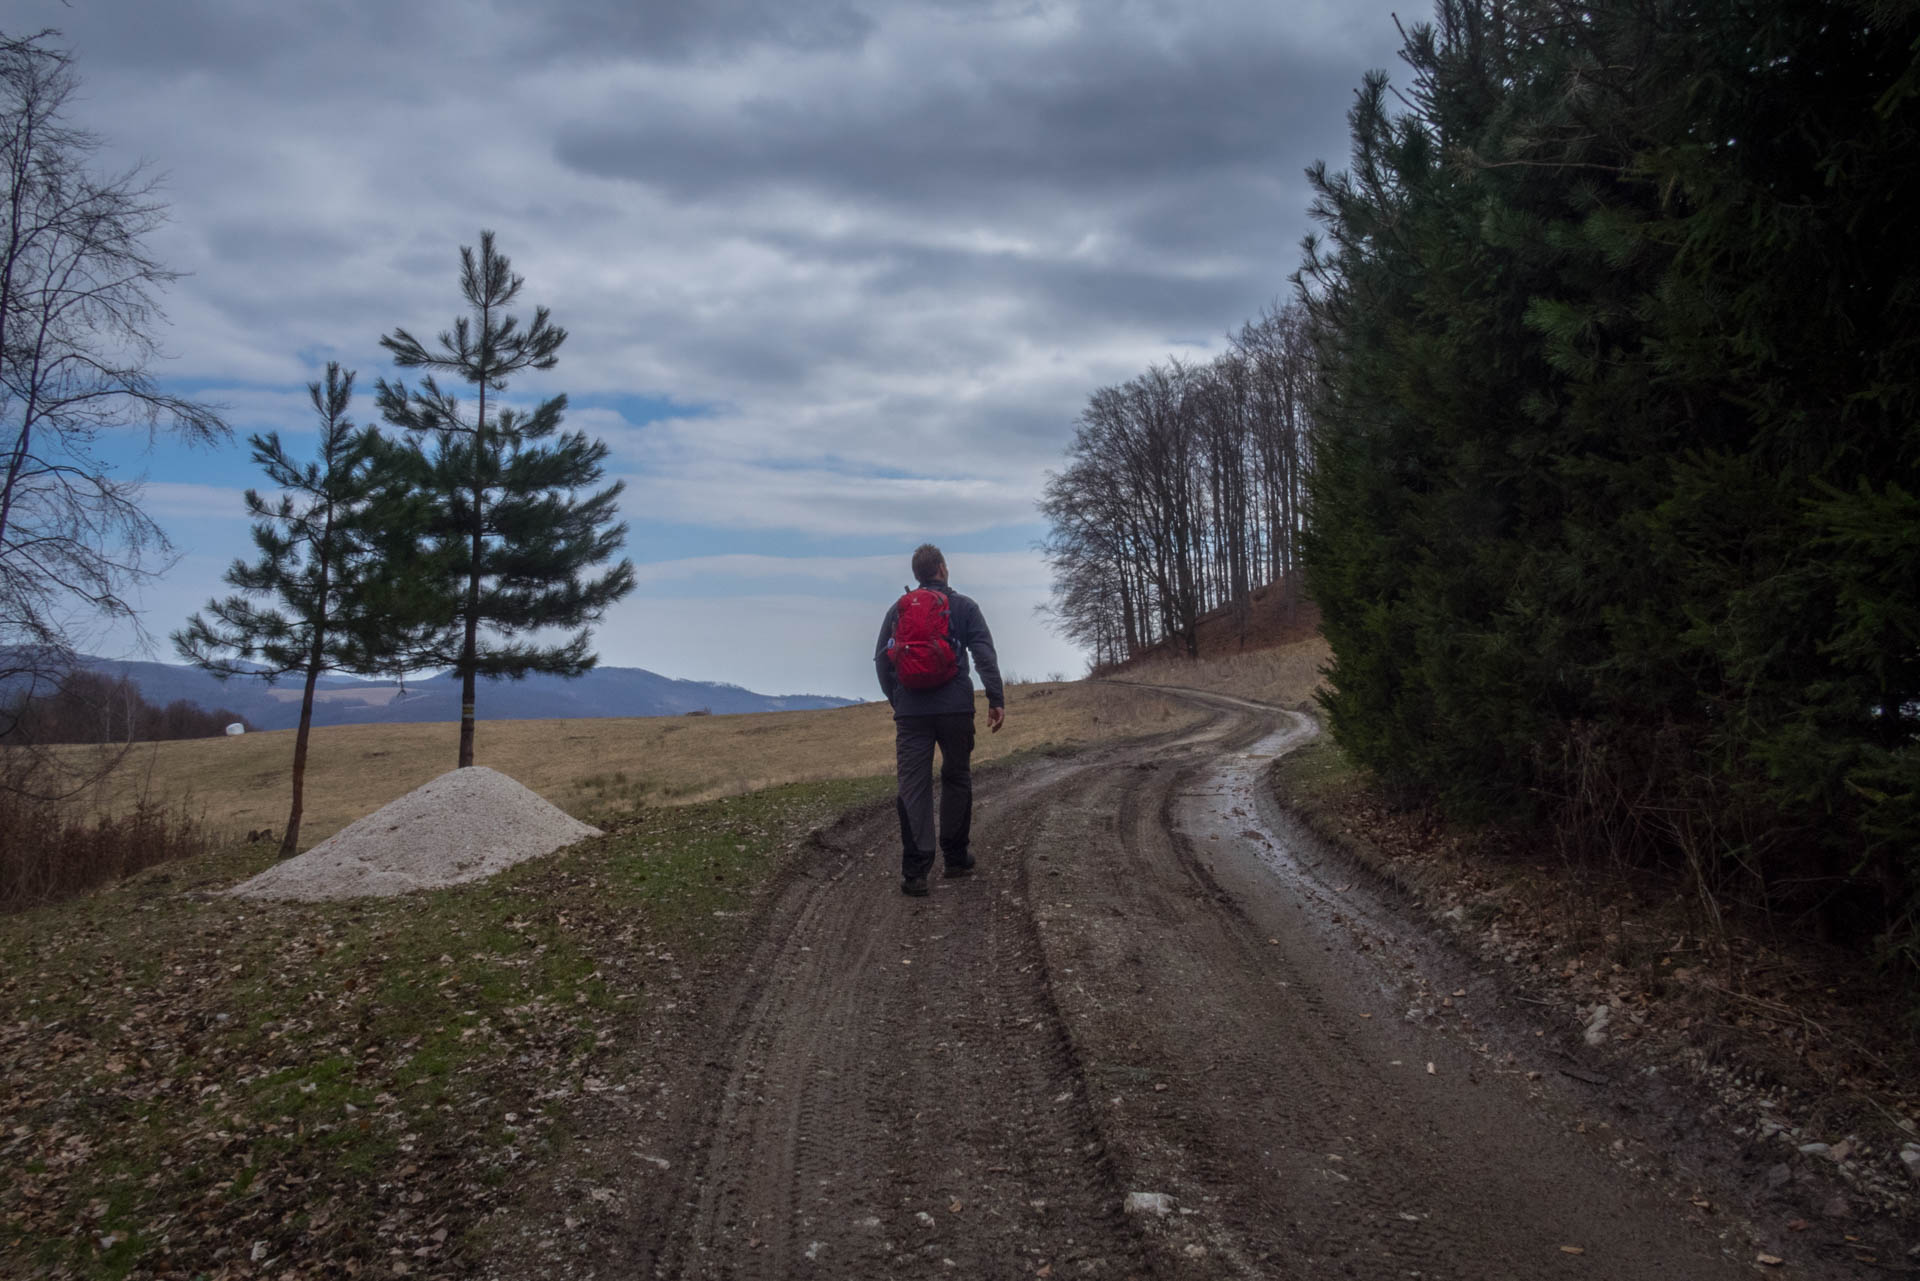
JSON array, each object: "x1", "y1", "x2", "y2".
[
  {"x1": 0, "y1": 30, "x2": 226, "y2": 696},
  {"x1": 1039, "y1": 303, "x2": 1314, "y2": 666}
]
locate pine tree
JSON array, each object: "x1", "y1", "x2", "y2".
[
  {"x1": 174, "y1": 363, "x2": 405, "y2": 857},
  {"x1": 373, "y1": 231, "x2": 635, "y2": 769}
]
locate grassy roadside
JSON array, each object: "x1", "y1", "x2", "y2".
[
  {"x1": 1270, "y1": 734, "x2": 1920, "y2": 1225},
  {"x1": 0, "y1": 774, "x2": 892, "y2": 1281}
]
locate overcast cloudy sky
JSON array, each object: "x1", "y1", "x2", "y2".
[{"x1": 17, "y1": 0, "x2": 1405, "y2": 701}]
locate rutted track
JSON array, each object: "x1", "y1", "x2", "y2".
[
  {"x1": 642, "y1": 736, "x2": 1172, "y2": 1280},
  {"x1": 640, "y1": 688, "x2": 1763, "y2": 1279}
]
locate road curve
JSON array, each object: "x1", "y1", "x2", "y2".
[{"x1": 640, "y1": 686, "x2": 1761, "y2": 1279}]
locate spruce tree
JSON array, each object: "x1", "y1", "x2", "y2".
[
  {"x1": 373, "y1": 231, "x2": 635, "y2": 768},
  {"x1": 174, "y1": 363, "x2": 405, "y2": 857},
  {"x1": 1299, "y1": 0, "x2": 1920, "y2": 962}
]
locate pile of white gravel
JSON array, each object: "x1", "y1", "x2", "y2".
[{"x1": 229, "y1": 766, "x2": 602, "y2": 901}]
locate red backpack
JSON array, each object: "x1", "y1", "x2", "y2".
[{"x1": 889, "y1": 586, "x2": 959, "y2": 690}]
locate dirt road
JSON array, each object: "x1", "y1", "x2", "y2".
[{"x1": 632, "y1": 689, "x2": 1775, "y2": 1279}]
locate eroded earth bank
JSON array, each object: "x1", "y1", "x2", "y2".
[{"x1": 576, "y1": 688, "x2": 1874, "y2": 1280}]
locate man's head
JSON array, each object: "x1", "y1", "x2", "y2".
[{"x1": 911, "y1": 543, "x2": 946, "y2": 585}]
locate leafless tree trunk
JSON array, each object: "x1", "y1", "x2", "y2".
[
  {"x1": 0, "y1": 32, "x2": 224, "y2": 689},
  {"x1": 1039, "y1": 303, "x2": 1316, "y2": 666}
]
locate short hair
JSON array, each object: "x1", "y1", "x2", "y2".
[{"x1": 911, "y1": 543, "x2": 945, "y2": 584}]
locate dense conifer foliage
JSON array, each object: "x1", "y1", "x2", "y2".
[
  {"x1": 1299, "y1": 0, "x2": 1920, "y2": 960},
  {"x1": 174, "y1": 364, "x2": 436, "y2": 857},
  {"x1": 373, "y1": 233, "x2": 636, "y2": 769}
]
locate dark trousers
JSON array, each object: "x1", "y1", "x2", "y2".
[{"x1": 895, "y1": 711, "x2": 975, "y2": 879}]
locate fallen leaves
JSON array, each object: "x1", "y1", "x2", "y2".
[
  {"x1": 0, "y1": 780, "x2": 882, "y2": 1280},
  {"x1": 1283, "y1": 736, "x2": 1920, "y2": 1254}
]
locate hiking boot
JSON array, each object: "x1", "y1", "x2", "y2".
[
  {"x1": 942, "y1": 856, "x2": 976, "y2": 879},
  {"x1": 901, "y1": 874, "x2": 930, "y2": 897}
]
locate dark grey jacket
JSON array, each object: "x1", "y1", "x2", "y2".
[{"x1": 874, "y1": 581, "x2": 1005, "y2": 718}]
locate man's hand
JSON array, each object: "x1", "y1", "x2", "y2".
[{"x1": 988, "y1": 705, "x2": 1005, "y2": 733}]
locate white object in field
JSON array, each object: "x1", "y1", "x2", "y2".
[{"x1": 225, "y1": 723, "x2": 245, "y2": 736}]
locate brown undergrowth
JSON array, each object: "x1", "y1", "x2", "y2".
[{"x1": 0, "y1": 749, "x2": 212, "y2": 912}]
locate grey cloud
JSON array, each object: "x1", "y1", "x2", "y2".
[
  {"x1": 29, "y1": 0, "x2": 1409, "y2": 692},
  {"x1": 795, "y1": 233, "x2": 1267, "y2": 335},
  {"x1": 1111, "y1": 173, "x2": 1316, "y2": 270},
  {"x1": 617, "y1": 460, "x2": 1037, "y2": 536},
  {"x1": 38, "y1": 0, "x2": 889, "y2": 74},
  {"x1": 537, "y1": 0, "x2": 879, "y2": 61},
  {"x1": 672, "y1": 329, "x2": 820, "y2": 392},
  {"x1": 202, "y1": 221, "x2": 359, "y2": 270},
  {"x1": 554, "y1": 29, "x2": 1364, "y2": 217},
  {"x1": 30, "y1": 4, "x2": 1398, "y2": 494},
  {"x1": 24, "y1": 1, "x2": 444, "y2": 74}
]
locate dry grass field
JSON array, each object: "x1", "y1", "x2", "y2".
[
  {"x1": 1110, "y1": 634, "x2": 1330, "y2": 709},
  {"x1": 69, "y1": 679, "x2": 1207, "y2": 853}
]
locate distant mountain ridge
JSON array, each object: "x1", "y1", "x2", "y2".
[{"x1": 2, "y1": 654, "x2": 860, "y2": 732}]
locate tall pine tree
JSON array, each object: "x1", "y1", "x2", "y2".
[
  {"x1": 373, "y1": 231, "x2": 634, "y2": 769},
  {"x1": 175, "y1": 363, "x2": 409, "y2": 857}
]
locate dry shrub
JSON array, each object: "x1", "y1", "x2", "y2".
[{"x1": 0, "y1": 749, "x2": 211, "y2": 911}]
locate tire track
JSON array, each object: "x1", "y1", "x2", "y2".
[
  {"x1": 1022, "y1": 690, "x2": 1752, "y2": 1280},
  {"x1": 645, "y1": 687, "x2": 1766, "y2": 1279},
  {"x1": 648, "y1": 749, "x2": 1158, "y2": 1280}
]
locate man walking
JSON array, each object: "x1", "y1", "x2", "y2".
[{"x1": 875, "y1": 544, "x2": 1005, "y2": 896}]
